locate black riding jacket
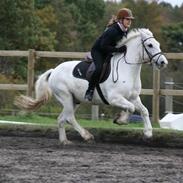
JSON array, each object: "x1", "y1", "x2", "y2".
[{"x1": 92, "y1": 22, "x2": 127, "y2": 58}]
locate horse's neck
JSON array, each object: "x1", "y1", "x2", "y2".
[
  {"x1": 112, "y1": 36, "x2": 143, "y2": 84},
  {"x1": 125, "y1": 35, "x2": 142, "y2": 64},
  {"x1": 111, "y1": 55, "x2": 142, "y2": 86}
]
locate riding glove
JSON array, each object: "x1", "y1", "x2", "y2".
[{"x1": 116, "y1": 45, "x2": 127, "y2": 53}]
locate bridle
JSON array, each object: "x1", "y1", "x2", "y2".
[
  {"x1": 112, "y1": 34, "x2": 165, "y2": 82},
  {"x1": 122, "y1": 35, "x2": 164, "y2": 65},
  {"x1": 141, "y1": 36, "x2": 164, "y2": 65}
]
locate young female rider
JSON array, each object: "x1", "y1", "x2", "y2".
[{"x1": 85, "y1": 8, "x2": 135, "y2": 101}]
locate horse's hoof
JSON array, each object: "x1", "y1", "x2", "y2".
[
  {"x1": 144, "y1": 130, "x2": 153, "y2": 139},
  {"x1": 113, "y1": 120, "x2": 128, "y2": 125},
  {"x1": 143, "y1": 135, "x2": 153, "y2": 143},
  {"x1": 60, "y1": 139, "x2": 73, "y2": 145},
  {"x1": 113, "y1": 116, "x2": 128, "y2": 125},
  {"x1": 113, "y1": 111, "x2": 129, "y2": 125},
  {"x1": 83, "y1": 130, "x2": 94, "y2": 141},
  {"x1": 86, "y1": 138, "x2": 95, "y2": 144}
]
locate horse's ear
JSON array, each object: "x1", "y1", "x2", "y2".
[{"x1": 140, "y1": 31, "x2": 146, "y2": 40}]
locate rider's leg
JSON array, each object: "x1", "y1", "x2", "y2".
[{"x1": 85, "y1": 50, "x2": 104, "y2": 101}]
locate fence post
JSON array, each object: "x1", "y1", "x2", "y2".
[
  {"x1": 165, "y1": 77, "x2": 174, "y2": 113},
  {"x1": 91, "y1": 105, "x2": 99, "y2": 120},
  {"x1": 152, "y1": 67, "x2": 160, "y2": 123},
  {"x1": 27, "y1": 49, "x2": 36, "y2": 97}
]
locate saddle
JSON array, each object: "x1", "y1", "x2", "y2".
[{"x1": 72, "y1": 52, "x2": 111, "y2": 83}]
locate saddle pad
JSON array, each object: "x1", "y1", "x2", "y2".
[
  {"x1": 72, "y1": 61, "x2": 111, "y2": 83},
  {"x1": 73, "y1": 61, "x2": 90, "y2": 80}
]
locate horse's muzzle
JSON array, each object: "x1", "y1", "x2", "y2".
[{"x1": 156, "y1": 55, "x2": 168, "y2": 69}]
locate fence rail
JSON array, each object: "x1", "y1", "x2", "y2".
[{"x1": 0, "y1": 49, "x2": 183, "y2": 122}]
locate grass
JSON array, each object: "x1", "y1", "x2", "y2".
[
  {"x1": 1, "y1": 114, "x2": 183, "y2": 149},
  {"x1": 0, "y1": 113, "x2": 160, "y2": 129},
  {"x1": 0, "y1": 114, "x2": 56, "y2": 125}
]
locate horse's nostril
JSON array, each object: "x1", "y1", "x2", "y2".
[{"x1": 161, "y1": 61, "x2": 164, "y2": 65}]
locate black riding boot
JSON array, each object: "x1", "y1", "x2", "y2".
[{"x1": 85, "y1": 59, "x2": 100, "y2": 101}]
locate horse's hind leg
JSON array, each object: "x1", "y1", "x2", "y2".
[
  {"x1": 68, "y1": 113, "x2": 94, "y2": 142},
  {"x1": 55, "y1": 92, "x2": 94, "y2": 143},
  {"x1": 57, "y1": 112, "x2": 72, "y2": 145},
  {"x1": 68, "y1": 103, "x2": 94, "y2": 142},
  {"x1": 54, "y1": 92, "x2": 75, "y2": 144}
]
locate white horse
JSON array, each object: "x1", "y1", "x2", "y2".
[{"x1": 15, "y1": 28, "x2": 168, "y2": 144}]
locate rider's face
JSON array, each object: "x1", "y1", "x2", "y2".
[{"x1": 122, "y1": 18, "x2": 132, "y2": 29}]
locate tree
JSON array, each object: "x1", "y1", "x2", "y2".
[
  {"x1": 49, "y1": 0, "x2": 79, "y2": 51},
  {"x1": 65, "y1": 0, "x2": 106, "y2": 51},
  {"x1": 162, "y1": 22, "x2": 183, "y2": 52},
  {"x1": 0, "y1": 0, "x2": 56, "y2": 79},
  {"x1": 161, "y1": 22, "x2": 183, "y2": 77},
  {"x1": 122, "y1": 0, "x2": 164, "y2": 37},
  {"x1": 0, "y1": 0, "x2": 56, "y2": 50}
]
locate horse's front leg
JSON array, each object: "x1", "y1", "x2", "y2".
[
  {"x1": 110, "y1": 95, "x2": 135, "y2": 113},
  {"x1": 131, "y1": 97, "x2": 153, "y2": 139},
  {"x1": 109, "y1": 95, "x2": 135, "y2": 125}
]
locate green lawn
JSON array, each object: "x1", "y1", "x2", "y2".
[
  {"x1": 0, "y1": 113, "x2": 160, "y2": 129},
  {"x1": 1, "y1": 114, "x2": 183, "y2": 149}
]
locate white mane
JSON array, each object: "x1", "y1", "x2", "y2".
[{"x1": 117, "y1": 28, "x2": 153, "y2": 47}]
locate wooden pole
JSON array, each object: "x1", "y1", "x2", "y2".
[
  {"x1": 27, "y1": 49, "x2": 35, "y2": 97},
  {"x1": 0, "y1": 84, "x2": 27, "y2": 90},
  {"x1": 91, "y1": 105, "x2": 99, "y2": 120},
  {"x1": 152, "y1": 67, "x2": 160, "y2": 123},
  {"x1": 165, "y1": 77, "x2": 174, "y2": 113}
]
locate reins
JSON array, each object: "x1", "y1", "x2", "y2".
[
  {"x1": 112, "y1": 53, "x2": 125, "y2": 83},
  {"x1": 112, "y1": 35, "x2": 164, "y2": 83}
]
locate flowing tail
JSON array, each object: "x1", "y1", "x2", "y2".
[{"x1": 14, "y1": 69, "x2": 53, "y2": 111}]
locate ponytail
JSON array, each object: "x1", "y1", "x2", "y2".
[{"x1": 107, "y1": 15, "x2": 117, "y2": 27}]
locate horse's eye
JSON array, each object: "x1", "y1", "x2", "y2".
[{"x1": 148, "y1": 44, "x2": 153, "y2": 48}]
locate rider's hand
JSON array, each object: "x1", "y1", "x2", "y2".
[{"x1": 117, "y1": 45, "x2": 127, "y2": 53}]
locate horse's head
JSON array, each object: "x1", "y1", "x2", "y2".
[{"x1": 140, "y1": 29, "x2": 168, "y2": 69}]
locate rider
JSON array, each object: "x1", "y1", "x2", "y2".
[{"x1": 85, "y1": 8, "x2": 135, "y2": 101}]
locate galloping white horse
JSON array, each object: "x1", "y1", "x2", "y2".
[{"x1": 15, "y1": 28, "x2": 168, "y2": 144}]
